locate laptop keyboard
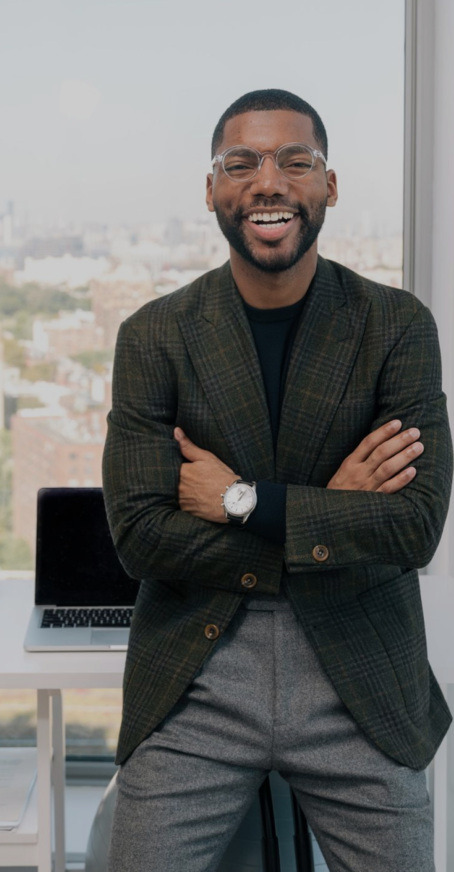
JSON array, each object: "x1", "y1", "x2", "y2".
[{"x1": 41, "y1": 608, "x2": 133, "y2": 628}]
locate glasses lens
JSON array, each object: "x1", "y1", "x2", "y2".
[
  {"x1": 277, "y1": 145, "x2": 314, "y2": 179},
  {"x1": 223, "y1": 147, "x2": 259, "y2": 180}
]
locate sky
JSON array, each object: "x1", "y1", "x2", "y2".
[{"x1": 1, "y1": 0, "x2": 405, "y2": 235}]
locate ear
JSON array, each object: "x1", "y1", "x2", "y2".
[
  {"x1": 326, "y1": 169, "x2": 338, "y2": 208},
  {"x1": 206, "y1": 173, "x2": 215, "y2": 213}
]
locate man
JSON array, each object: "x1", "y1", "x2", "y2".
[{"x1": 102, "y1": 89, "x2": 453, "y2": 871}]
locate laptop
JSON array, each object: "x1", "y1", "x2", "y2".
[{"x1": 24, "y1": 488, "x2": 140, "y2": 652}]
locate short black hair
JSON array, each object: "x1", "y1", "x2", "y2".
[{"x1": 211, "y1": 89, "x2": 328, "y2": 160}]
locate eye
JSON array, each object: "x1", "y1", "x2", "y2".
[
  {"x1": 285, "y1": 159, "x2": 312, "y2": 169},
  {"x1": 278, "y1": 145, "x2": 314, "y2": 176},
  {"x1": 291, "y1": 157, "x2": 311, "y2": 166},
  {"x1": 223, "y1": 149, "x2": 258, "y2": 177},
  {"x1": 228, "y1": 162, "x2": 251, "y2": 171}
]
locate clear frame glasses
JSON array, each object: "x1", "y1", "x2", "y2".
[{"x1": 211, "y1": 142, "x2": 327, "y2": 182}]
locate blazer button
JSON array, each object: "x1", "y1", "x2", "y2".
[
  {"x1": 241, "y1": 573, "x2": 257, "y2": 588},
  {"x1": 204, "y1": 624, "x2": 220, "y2": 640},
  {"x1": 312, "y1": 545, "x2": 329, "y2": 562}
]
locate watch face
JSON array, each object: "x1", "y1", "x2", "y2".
[{"x1": 224, "y1": 483, "x2": 256, "y2": 517}]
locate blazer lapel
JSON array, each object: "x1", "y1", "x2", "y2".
[
  {"x1": 176, "y1": 262, "x2": 275, "y2": 481},
  {"x1": 177, "y1": 256, "x2": 371, "y2": 486},
  {"x1": 276, "y1": 255, "x2": 371, "y2": 484}
]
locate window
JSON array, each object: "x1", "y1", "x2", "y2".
[{"x1": 0, "y1": 0, "x2": 405, "y2": 761}]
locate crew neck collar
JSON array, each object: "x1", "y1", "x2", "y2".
[{"x1": 242, "y1": 274, "x2": 315, "y2": 322}]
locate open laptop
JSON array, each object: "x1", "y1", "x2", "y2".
[{"x1": 24, "y1": 488, "x2": 140, "y2": 652}]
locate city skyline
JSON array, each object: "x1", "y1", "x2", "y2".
[
  {"x1": 0, "y1": 0, "x2": 406, "y2": 570},
  {"x1": 0, "y1": 211, "x2": 403, "y2": 567},
  {"x1": 1, "y1": 0, "x2": 405, "y2": 234}
]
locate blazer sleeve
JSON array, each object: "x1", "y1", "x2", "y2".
[
  {"x1": 284, "y1": 304, "x2": 454, "y2": 572},
  {"x1": 102, "y1": 317, "x2": 284, "y2": 594}
]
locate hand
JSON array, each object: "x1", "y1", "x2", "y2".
[
  {"x1": 326, "y1": 419, "x2": 424, "y2": 493},
  {"x1": 174, "y1": 428, "x2": 239, "y2": 522}
]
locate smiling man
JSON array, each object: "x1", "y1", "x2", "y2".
[
  {"x1": 103, "y1": 90, "x2": 453, "y2": 871},
  {"x1": 209, "y1": 108, "x2": 334, "y2": 293}
]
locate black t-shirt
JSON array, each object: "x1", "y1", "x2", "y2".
[
  {"x1": 243, "y1": 295, "x2": 307, "y2": 448},
  {"x1": 241, "y1": 288, "x2": 311, "y2": 545}
]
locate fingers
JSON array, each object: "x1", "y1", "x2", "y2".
[
  {"x1": 352, "y1": 421, "x2": 423, "y2": 472},
  {"x1": 352, "y1": 419, "x2": 403, "y2": 463},
  {"x1": 336, "y1": 418, "x2": 424, "y2": 494},
  {"x1": 174, "y1": 427, "x2": 208, "y2": 461},
  {"x1": 370, "y1": 427, "x2": 421, "y2": 464},
  {"x1": 368, "y1": 429, "x2": 424, "y2": 487},
  {"x1": 377, "y1": 466, "x2": 417, "y2": 494}
]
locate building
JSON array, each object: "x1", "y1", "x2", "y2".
[
  {"x1": 16, "y1": 235, "x2": 84, "y2": 267},
  {"x1": 91, "y1": 263, "x2": 158, "y2": 349},
  {"x1": 32, "y1": 310, "x2": 104, "y2": 360},
  {"x1": 0, "y1": 336, "x2": 4, "y2": 430},
  {"x1": 11, "y1": 411, "x2": 106, "y2": 549},
  {"x1": 15, "y1": 253, "x2": 110, "y2": 287}
]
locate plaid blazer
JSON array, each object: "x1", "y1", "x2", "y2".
[{"x1": 102, "y1": 255, "x2": 453, "y2": 769}]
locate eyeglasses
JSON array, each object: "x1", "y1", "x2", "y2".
[{"x1": 211, "y1": 142, "x2": 327, "y2": 182}]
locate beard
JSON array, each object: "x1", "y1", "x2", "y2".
[{"x1": 213, "y1": 198, "x2": 328, "y2": 273}]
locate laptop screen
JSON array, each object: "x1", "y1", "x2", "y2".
[{"x1": 35, "y1": 488, "x2": 141, "y2": 606}]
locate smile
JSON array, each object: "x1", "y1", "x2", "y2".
[
  {"x1": 247, "y1": 210, "x2": 295, "y2": 227},
  {"x1": 243, "y1": 213, "x2": 298, "y2": 241}
]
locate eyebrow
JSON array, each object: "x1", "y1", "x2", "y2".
[{"x1": 220, "y1": 142, "x2": 317, "y2": 154}]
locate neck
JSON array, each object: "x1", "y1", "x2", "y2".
[{"x1": 229, "y1": 243, "x2": 318, "y2": 309}]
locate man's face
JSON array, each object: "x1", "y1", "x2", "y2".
[{"x1": 206, "y1": 110, "x2": 338, "y2": 273}]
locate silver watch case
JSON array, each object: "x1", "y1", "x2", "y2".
[{"x1": 221, "y1": 479, "x2": 257, "y2": 525}]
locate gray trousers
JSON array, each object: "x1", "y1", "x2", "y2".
[{"x1": 107, "y1": 594, "x2": 434, "y2": 872}]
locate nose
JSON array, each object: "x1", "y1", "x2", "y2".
[{"x1": 249, "y1": 153, "x2": 287, "y2": 196}]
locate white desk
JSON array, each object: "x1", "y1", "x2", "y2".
[
  {"x1": 0, "y1": 579, "x2": 126, "y2": 872},
  {"x1": 0, "y1": 576, "x2": 452, "y2": 872}
]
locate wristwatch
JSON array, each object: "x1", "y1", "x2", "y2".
[{"x1": 221, "y1": 479, "x2": 257, "y2": 525}]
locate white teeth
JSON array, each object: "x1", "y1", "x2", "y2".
[{"x1": 247, "y1": 211, "x2": 295, "y2": 223}]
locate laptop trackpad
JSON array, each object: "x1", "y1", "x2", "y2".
[{"x1": 91, "y1": 629, "x2": 129, "y2": 646}]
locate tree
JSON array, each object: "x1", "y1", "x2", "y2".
[{"x1": 2, "y1": 337, "x2": 26, "y2": 369}]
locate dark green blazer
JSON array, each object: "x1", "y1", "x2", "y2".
[{"x1": 102, "y1": 255, "x2": 453, "y2": 770}]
